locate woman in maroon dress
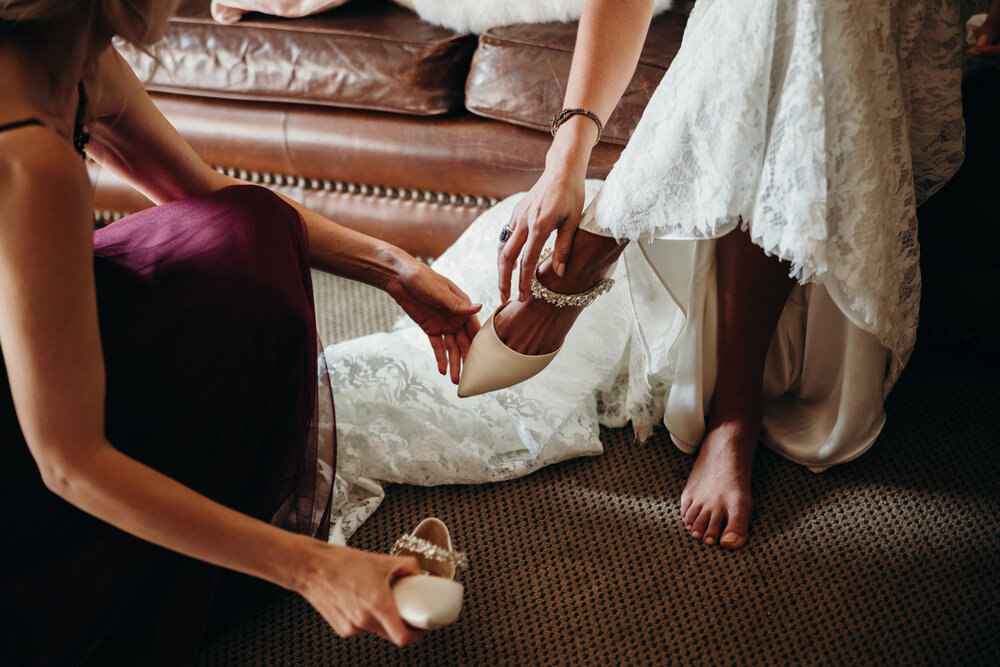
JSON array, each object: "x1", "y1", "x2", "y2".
[{"x1": 0, "y1": 1, "x2": 481, "y2": 663}]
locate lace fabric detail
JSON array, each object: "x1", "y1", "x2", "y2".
[
  {"x1": 323, "y1": 184, "x2": 634, "y2": 543},
  {"x1": 321, "y1": 0, "x2": 967, "y2": 541},
  {"x1": 586, "y1": 0, "x2": 965, "y2": 387}
]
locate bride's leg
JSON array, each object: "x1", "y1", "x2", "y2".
[
  {"x1": 494, "y1": 229, "x2": 626, "y2": 354},
  {"x1": 681, "y1": 228, "x2": 794, "y2": 549}
]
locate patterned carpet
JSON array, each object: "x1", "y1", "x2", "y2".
[{"x1": 197, "y1": 271, "x2": 999, "y2": 666}]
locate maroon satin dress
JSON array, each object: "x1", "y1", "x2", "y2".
[{"x1": 0, "y1": 182, "x2": 334, "y2": 665}]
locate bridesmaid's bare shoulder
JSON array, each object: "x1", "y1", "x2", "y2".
[{"x1": 0, "y1": 129, "x2": 91, "y2": 231}]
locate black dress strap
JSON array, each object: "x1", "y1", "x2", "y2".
[
  {"x1": 0, "y1": 92, "x2": 87, "y2": 159},
  {"x1": 0, "y1": 118, "x2": 43, "y2": 134}
]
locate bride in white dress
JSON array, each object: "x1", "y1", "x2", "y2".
[{"x1": 323, "y1": 0, "x2": 969, "y2": 548}]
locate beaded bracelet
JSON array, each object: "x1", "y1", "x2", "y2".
[{"x1": 550, "y1": 107, "x2": 604, "y2": 146}]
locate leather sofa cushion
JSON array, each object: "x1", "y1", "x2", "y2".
[
  {"x1": 118, "y1": 0, "x2": 476, "y2": 115},
  {"x1": 465, "y1": 1, "x2": 693, "y2": 145},
  {"x1": 92, "y1": 93, "x2": 626, "y2": 258},
  {"x1": 143, "y1": 93, "x2": 622, "y2": 198}
]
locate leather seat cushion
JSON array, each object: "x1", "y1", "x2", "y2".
[
  {"x1": 117, "y1": 0, "x2": 476, "y2": 115},
  {"x1": 465, "y1": 1, "x2": 693, "y2": 145},
  {"x1": 91, "y1": 93, "x2": 625, "y2": 258}
]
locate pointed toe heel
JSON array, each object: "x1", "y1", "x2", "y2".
[
  {"x1": 457, "y1": 248, "x2": 616, "y2": 398},
  {"x1": 457, "y1": 307, "x2": 560, "y2": 397}
]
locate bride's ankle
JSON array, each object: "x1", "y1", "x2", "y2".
[
  {"x1": 536, "y1": 233, "x2": 626, "y2": 295},
  {"x1": 536, "y1": 257, "x2": 599, "y2": 295}
]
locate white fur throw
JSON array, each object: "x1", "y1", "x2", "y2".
[
  {"x1": 393, "y1": 0, "x2": 675, "y2": 34},
  {"x1": 211, "y1": 0, "x2": 351, "y2": 24}
]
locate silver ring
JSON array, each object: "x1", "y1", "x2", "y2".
[{"x1": 499, "y1": 225, "x2": 513, "y2": 243}]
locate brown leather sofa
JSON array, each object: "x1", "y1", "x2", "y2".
[
  {"x1": 97, "y1": 0, "x2": 693, "y2": 259},
  {"x1": 97, "y1": 0, "x2": 997, "y2": 345}
]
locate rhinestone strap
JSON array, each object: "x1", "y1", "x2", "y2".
[
  {"x1": 391, "y1": 534, "x2": 469, "y2": 570},
  {"x1": 530, "y1": 248, "x2": 615, "y2": 308}
]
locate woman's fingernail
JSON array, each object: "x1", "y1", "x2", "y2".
[{"x1": 556, "y1": 262, "x2": 565, "y2": 277}]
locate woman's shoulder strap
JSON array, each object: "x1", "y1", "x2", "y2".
[{"x1": 0, "y1": 118, "x2": 44, "y2": 134}]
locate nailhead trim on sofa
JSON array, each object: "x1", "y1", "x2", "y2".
[
  {"x1": 94, "y1": 167, "x2": 502, "y2": 229},
  {"x1": 212, "y1": 166, "x2": 502, "y2": 209}
]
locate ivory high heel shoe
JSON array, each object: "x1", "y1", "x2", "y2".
[
  {"x1": 390, "y1": 517, "x2": 468, "y2": 630},
  {"x1": 457, "y1": 249, "x2": 614, "y2": 397}
]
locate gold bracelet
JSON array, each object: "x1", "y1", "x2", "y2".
[{"x1": 550, "y1": 108, "x2": 604, "y2": 146}]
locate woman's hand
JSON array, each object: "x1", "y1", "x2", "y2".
[
  {"x1": 384, "y1": 257, "x2": 482, "y2": 383},
  {"x1": 499, "y1": 133, "x2": 592, "y2": 303},
  {"x1": 969, "y1": 0, "x2": 1000, "y2": 67},
  {"x1": 297, "y1": 542, "x2": 426, "y2": 646}
]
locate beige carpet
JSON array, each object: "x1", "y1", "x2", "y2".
[{"x1": 197, "y1": 270, "x2": 999, "y2": 666}]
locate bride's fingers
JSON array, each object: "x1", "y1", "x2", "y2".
[
  {"x1": 518, "y1": 225, "x2": 551, "y2": 301},
  {"x1": 552, "y1": 217, "x2": 579, "y2": 278},
  {"x1": 498, "y1": 219, "x2": 528, "y2": 302},
  {"x1": 497, "y1": 216, "x2": 515, "y2": 300}
]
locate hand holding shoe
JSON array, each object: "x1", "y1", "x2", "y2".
[
  {"x1": 295, "y1": 541, "x2": 426, "y2": 646},
  {"x1": 384, "y1": 254, "x2": 482, "y2": 384},
  {"x1": 390, "y1": 518, "x2": 468, "y2": 630}
]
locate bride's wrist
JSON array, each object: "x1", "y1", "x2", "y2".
[{"x1": 546, "y1": 123, "x2": 595, "y2": 172}]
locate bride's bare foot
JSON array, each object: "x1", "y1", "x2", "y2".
[
  {"x1": 494, "y1": 230, "x2": 624, "y2": 355},
  {"x1": 680, "y1": 417, "x2": 757, "y2": 549}
]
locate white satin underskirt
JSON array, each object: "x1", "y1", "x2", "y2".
[
  {"x1": 586, "y1": 221, "x2": 889, "y2": 473},
  {"x1": 321, "y1": 184, "x2": 891, "y2": 545}
]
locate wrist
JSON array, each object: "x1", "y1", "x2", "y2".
[
  {"x1": 282, "y1": 534, "x2": 334, "y2": 595},
  {"x1": 371, "y1": 243, "x2": 412, "y2": 293},
  {"x1": 546, "y1": 129, "x2": 593, "y2": 174}
]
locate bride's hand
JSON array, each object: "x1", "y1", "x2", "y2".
[
  {"x1": 499, "y1": 144, "x2": 590, "y2": 303},
  {"x1": 384, "y1": 257, "x2": 482, "y2": 383},
  {"x1": 297, "y1": 542, "x2": 426, "y2": 646}
]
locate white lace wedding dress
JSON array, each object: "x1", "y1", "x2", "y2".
[{"x1": 321, "y1": 0, "x2": 966, "y2": 543}]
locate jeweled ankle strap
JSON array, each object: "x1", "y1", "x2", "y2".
[
  {"x1": 530, "y1": 248, "x2": 615, "y2": 308},
  {"x1": 391, "y1": 534, "x2": 469, "y2": 570}
]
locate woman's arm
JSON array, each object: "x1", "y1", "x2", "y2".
[
  {"x1": 968, "y1": 0, "x2": 1000, "y2": 66},
  {"x1": 87, "y1": 48, "x2": 480, "y2": 380},
  {"x1": 0, "y1": 139, "x2": 425, "y2": 644},
  {"x1": 85, "y1": 48, "x2": 412, "y2": 285},
  {"x1": 498, "y1": 0, "x2": 655, "y2": 302},
  {"x1": 0, "y1": 133, "x2": 423, "y2": 646}
]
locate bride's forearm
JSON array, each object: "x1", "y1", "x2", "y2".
[{"x1": 549, "y1": 0, "x2": 656, "y2": 159}]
